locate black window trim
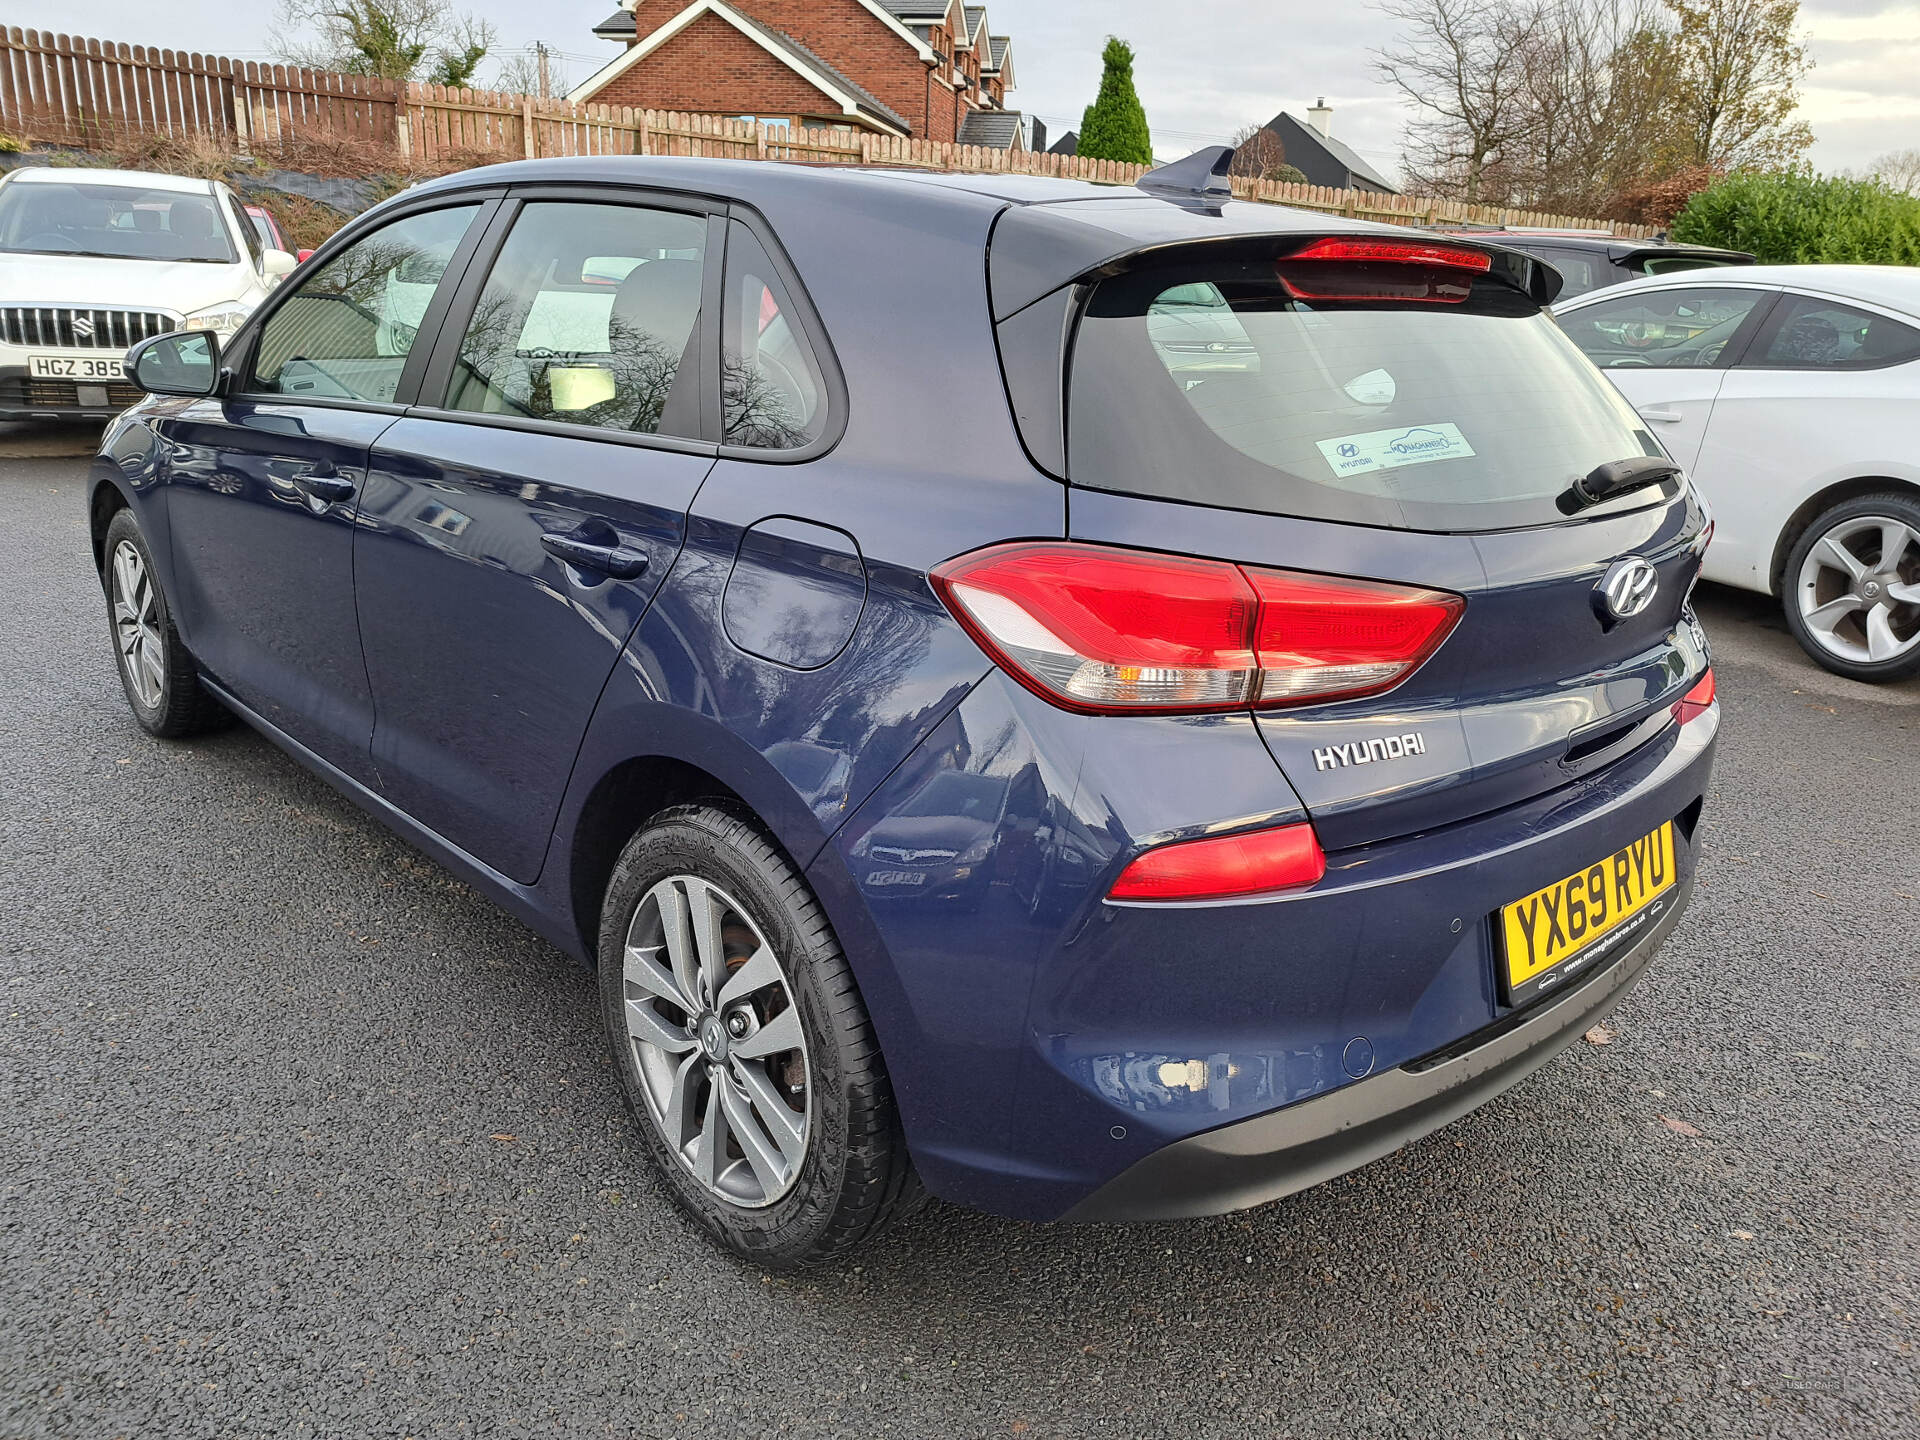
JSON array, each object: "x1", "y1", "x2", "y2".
[
  {"x1": 404, "y1": 184, "x2": 728, "y2": 457},
  {"x1": 222, "y1": 189, "x2": 507, "y2": 418},
  {"x1": 1736, "y1": 287, "x2": 1920, "y2": 373}
]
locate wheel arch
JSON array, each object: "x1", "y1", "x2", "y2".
[
  {"x1": 1770, "y1": 475, "x2": 1920, "y2": 595},
  {"x1": 88, "y1": 470, "x2": 134, "y2": 575}
]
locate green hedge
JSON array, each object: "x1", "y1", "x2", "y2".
[{"x1": 1670, "y1": 170, "x2": 1920, "y2": 265}]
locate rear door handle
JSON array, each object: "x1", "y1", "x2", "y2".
[
  {"x1": 541, "y1": 530, "x2": 650, "y2": 581},
  {"x1": 292, "y1": 470, "x2": 356, "y2": 502},
  {"x1": 1640, "y1": 408, "x2": 1684, "y2": 423}
]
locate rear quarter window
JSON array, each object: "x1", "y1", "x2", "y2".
[{"x1": 1067, "y1": 257, "x2": 1668, "y2": 532}]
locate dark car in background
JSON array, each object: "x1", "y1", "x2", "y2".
[
  {"x1": 90, "y1": 152, "x2": 1717, "y2": 1266},
  {"x1": 1436, "y1": 229, "x2": 1754, "y2": 300}
]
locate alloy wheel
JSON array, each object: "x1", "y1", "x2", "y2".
[
  {"x1": 111, "y1": 539, "x2": 165, "y2": 709},
  {"x1": 620, "y1": 875, "x2": 811, "y2": 1208},
  {"x1": 1794, "y1": 515, "x2": 1920, "y2": 666}
]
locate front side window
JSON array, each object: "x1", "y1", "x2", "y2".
[
  {"x1": 721, "y1": 221, "x2": 829, "y2": 451},
  {"x1": 445, "y1": 201, "x2": 707, "y2": 438},
  {"x1": 1556, "y1": 286, "x2": 1765, "y2": 370},
  {"x1": 249, "y1": 204, "x2": 480, "y2": 404},
  {"x1": 0, "y1": 181, "x2": 237, "y2": 263},
  {"x1": 1069, "y1": 257, "x2": 1666, "y2": 532},
  {"x1": 1749, "y1": 294, "x2": 1920, "y2": 370}
]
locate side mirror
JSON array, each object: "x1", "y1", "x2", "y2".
[
  {"x1": 128, "y1": 330, "x2": 220, "y2": 398},
  {"x1": 263, "y1": 248, "x2": 298, "y2": 279}
]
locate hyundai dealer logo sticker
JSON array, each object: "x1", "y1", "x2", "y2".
[
  {"x1": 1314, "y1": 422, "x2": 1476, "y2": 477},
  {"x1": 1598, "y1": 557, "x2": 1659, "y2": 621}
]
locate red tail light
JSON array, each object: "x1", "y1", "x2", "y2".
[
  {"x1": 1276, "y1": 236, "x2": 1492, "y2": 305},
  {"x1": 1673, "y1": 668, "x2": 1715, "y2": 724},
  {"x1": 1109, "y1": 822, "x2": 1326, "y2": 902},
  {"x1": 930, "y1": 542, "x2": 1463, "y2": 714}
]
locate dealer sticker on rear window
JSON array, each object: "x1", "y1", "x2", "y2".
[{"x1": 1316, "y1": 422, "x2": 1476, "y2": 478}]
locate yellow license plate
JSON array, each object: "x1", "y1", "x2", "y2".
[{"x1": 1500, "y1": 821, "x2": 1676, "y2": 1004}]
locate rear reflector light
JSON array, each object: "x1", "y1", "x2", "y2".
[
  {"x1": 1673, "y1": 668, "x2": 1715, "y2": 724},
  {"x1": 1109, "y1": 823, "x2": 1326, "y2": 902},
  {"x1": 1276, "y1": 236, "x2": 1492, "y2": 305},
  {"x1": 931, "y1": 542, "x2": 1463, "y2": 714}
]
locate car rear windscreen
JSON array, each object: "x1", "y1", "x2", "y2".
[{"x1": 1067, "y1": 257, "x2": 1670, "y2": 532}]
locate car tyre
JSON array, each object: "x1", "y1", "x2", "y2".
[
  {"x1": 598, "y1": 804, "x2": 921, "y2": 1267},
  {"x1": 1781, "y1": 491, "x2": 1920, "y2": 682},
  {"x1": 101, "y1": 508, "x2": 231, "y2": 738}
]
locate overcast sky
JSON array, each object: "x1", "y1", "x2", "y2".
[{"x1": 45, "y1": 0, "x2": 1920, "y2": 180}]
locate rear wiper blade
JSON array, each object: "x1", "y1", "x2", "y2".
[{"x1": 1557, "y1": 456, "x2": 1682, "y2": 515}]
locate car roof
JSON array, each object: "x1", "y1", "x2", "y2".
[
  {"x1": 4, "y1": 166, "x2": 216, "y2": 195},
  {"x1": 1555, "y1": 263, "x2": 1920, "y2": 316},
  {"x1": 404, "y1": 152, "x2": 1385, "y2": 223},
  {"x1": 403, "y1": 156, "x2": 1497, "y2": 319}
]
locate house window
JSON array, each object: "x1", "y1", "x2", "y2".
[{"x1": 733, "y1": 116, "x2": 791, "y2": 131}]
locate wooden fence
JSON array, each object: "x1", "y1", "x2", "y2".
[{"x1": 0, "y1": 26, "x2": 1652, "y2": 235}]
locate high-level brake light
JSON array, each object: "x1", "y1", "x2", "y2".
[
  {"x1": 1275, "y1": 235, "x2": 1493, "y2": 304},
  {"x1": 930, "y1": 542, "x2": 1464, "y2": 715}
]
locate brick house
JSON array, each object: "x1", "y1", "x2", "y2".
[{"x1": 576, "y1": 0, "x2": 1023, "y2": 148}]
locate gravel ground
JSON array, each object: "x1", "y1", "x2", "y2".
[{"x1": 2, "y1": 455, "x2": 1916, "y2": 1439}]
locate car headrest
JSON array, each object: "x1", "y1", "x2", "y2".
[
  {"x1": 168, "y1": 200, "x2": 221, "y2": 243},
  {"x1": 610, "y1": 257, "x2": 702, "y2": 361}
]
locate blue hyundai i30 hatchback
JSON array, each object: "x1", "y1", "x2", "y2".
[{"x1": 90, "y1": 151, "x2": 1717, "y2": 1265}]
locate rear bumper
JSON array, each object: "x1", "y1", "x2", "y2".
[{"x1": 1059, "y1": 870, "x2": 1685, "y2": 1221}]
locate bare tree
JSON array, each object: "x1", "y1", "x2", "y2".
[
  {"x1": 1228, "y1": 124, "x2": 1286, "y2": 180},
  {"x1": 1372, "y1": 0, "x2": 1550, "y2": 203},
  {"x1": 1873, "y1": 148, "x2": 1920, "y2": 196},
  {"x1": 1509, "y1": 0, "x2": 1690, "y2": 213}
]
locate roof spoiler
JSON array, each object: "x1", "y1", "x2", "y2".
[{"x1": 1136, "y1": 146, "x2": 1235, "y2": 206}]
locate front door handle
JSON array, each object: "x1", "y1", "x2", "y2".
[
  {"x1": 292, "y1": 470, "x2": 357, "y2": 503},
  {"x1": 541, "y1": 530, "x2": 650, "y2": 581},
  {"x1": 1640, "y1": 408, "x2": 1684, "y2": 424}
]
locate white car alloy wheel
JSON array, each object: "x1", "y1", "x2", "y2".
[
  {"x1": 110, "y1": 538, "x2": 165, "y2": 708},
  {"x1": 1794, "y1": 513, "x2": 1920, "y2": 666},
  {"x1": 620, "y1": 875, "x2": 811, "y2": 1208}
]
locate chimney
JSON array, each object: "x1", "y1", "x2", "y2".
[{"x1": 1308, "y1": 97, "x2": 1332, "y2": 138}]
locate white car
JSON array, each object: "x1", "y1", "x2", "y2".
[
  {"x1": 1555, "y1": 265, "x2": 1920, "y2": 681},
  {"x1": 0, "y1": 167, "x2": 296, "y2": 423}
]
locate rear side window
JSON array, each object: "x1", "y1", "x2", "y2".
[
  {"x1": 721, "y1": 220, "x2": 828, "y2": 451},
  {"x1": 1534, "y1": 247, "x2": 1609, "y2": 298},
  {"x1": 1748, "y1": 294, "x2": 1920, "y2": 370},
  {"x1": 445, "y1": 201, "x2": 707, "y2": 438},
  {"x1": 1555, "y1": 286, "x2": 1764, "y2": 370},
  {"x1": 1068, "y1": 258, "x2": 1666, "y2": 532},
  {"x1": 251, "y1": 204, "x2": 479, "y2": 403}
]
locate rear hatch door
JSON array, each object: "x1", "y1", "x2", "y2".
[{"x1": 1039, "y1": 222, "x2": 1710, "y2": 847}]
